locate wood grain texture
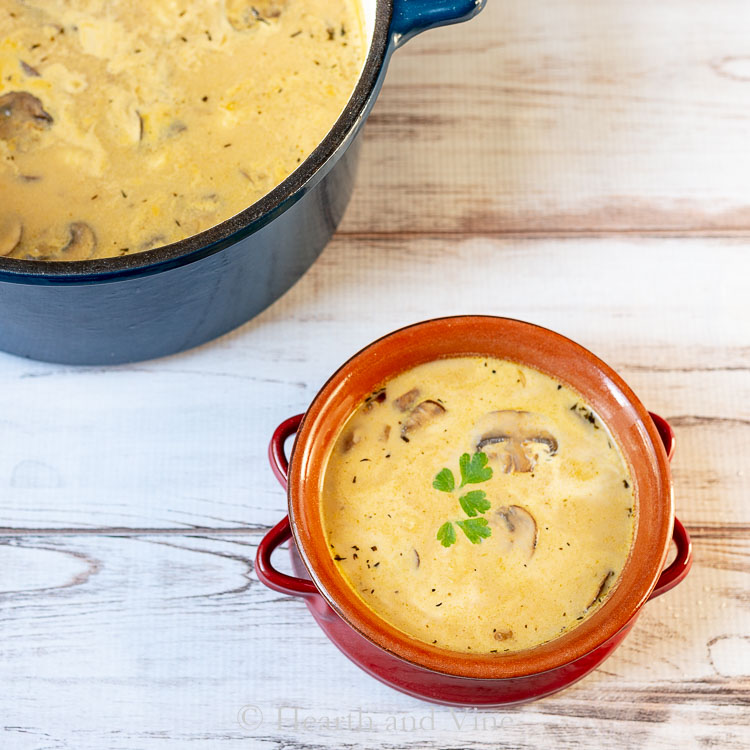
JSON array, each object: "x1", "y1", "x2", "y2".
[
  {"x1": 0, "y1": 240, "x2": 745, "y2": 531},
  {"x1": 2, "y1": 1, "x2": 750, "y2": 747},
  {"x1": 341, "y1": 0, "x2": 750, "y2": 235},
  {"x1": 1, "y1": 533, "x2": 748, "y2": 749}
]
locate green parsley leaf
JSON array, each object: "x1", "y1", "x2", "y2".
[
  {"x1": 432, "y1": 468, "x2": 455, "y2": 493},
  {"x1": 437, "y1": 521, "x2": 457, "y2": 547},
  {"x1": 458, "y1": 451, "x2": 493, "y2": 487},
  {"x1": 456, "y1": 517, "x2": 492, "y2": 544},
  {"x1": 458, "y1": 490, "x2": 490, "y2": 517}
]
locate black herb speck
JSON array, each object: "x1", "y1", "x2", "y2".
[
  {"x1": 623, "y1": 479, "x2": 630, "y2": 488},
  {"x1": 333, "y1": 555, "x2": 346, "y2": 561},
  {"x1": 400, "y1": 436, "x2": 409, "y2": 443}
]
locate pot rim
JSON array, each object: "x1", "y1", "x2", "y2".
[
  {"x1": 0, "y1": 1, "x2": 393, "y2": 284},
  {"x1": 286, "y1": 315, "x2": 674, "y2": 680}
]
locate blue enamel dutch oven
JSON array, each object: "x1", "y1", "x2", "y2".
[{"x1": 0, "y1": 0, "x2": 485, "y2": 364}]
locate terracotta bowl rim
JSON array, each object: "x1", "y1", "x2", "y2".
[{"x1": 286, "y1": 315, "x2": 674, "y2": 680}]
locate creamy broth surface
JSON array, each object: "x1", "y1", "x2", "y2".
[
  {"x1": 0, "y1": 0, "x2": 365, "y2": 259},
  {"x1": 321, "y1": 357, "x2": 636, "y2": 653}
]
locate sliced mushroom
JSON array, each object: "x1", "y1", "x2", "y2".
[
  {"x1": 341, "y1": 428, "x2": 362, "y2": 453},
  {"x1": 401, "y1": 400, "x2": 445, "y2": 439},
  {"x1": 59, "y1": 222, "x2": 97, "y2": 260},
  {"x1": 491, "y1": 505, "x2": 538, "y2": 560},
  {"x1": 362, "y1": 389, "x2": 386, "y2": 413},
  {"x1": 0, "y1": 91, "x2": 53, "y2": 149},
  {"x1": 35, "y1": 222, "x2": 97, "y2": 261},
  {"x1": 0, "y1": 215, "x2": 23, "y2": 256},
  {"x1": 226, "y1": 0, "x2": 288, "y2": 30},
  {"x1": 493, "y1": 628, "x2": 513, "y2": 641},
  {"x1": 393, "y1": 387, "x2": 420, "y2": 412},
  {"x1": 587, "y1": 570, "x2": 615, "y2": 609},
  {"x1": 474, "y1": 410, "x2": 558, "y2": 473},
  {"x1": 411, "y1": 548, "x2": 420, "y2": 570},
  {"x1": 20, "y1": 61, "x2": 41, "y2": 78},
  {"x1": 379, "y1": 424, "x2": 391, "y2": 442}
]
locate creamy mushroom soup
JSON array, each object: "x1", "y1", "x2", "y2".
[
  {"x1": 321, "y1": 357, "x2": 636, "y2": 653},
  {"x1": 0, "y1": 0, "x2": 365, "y2": 260}
]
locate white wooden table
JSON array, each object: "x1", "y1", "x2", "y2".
[{"x1": 2, "y1": 1, "x2": 749, "y2": 747}]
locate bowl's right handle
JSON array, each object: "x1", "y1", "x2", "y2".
[
  {"x1": 391, "y1": 0, "x2": 487, "y2": 49},
  {"x1": 647, "y1": 412, "x2": 693, "y2": 600},
  {"x1": 255, "y1": 414, "x2": 318, "y2": 598}
]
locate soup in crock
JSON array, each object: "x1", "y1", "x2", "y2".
[
  {"x1": 0, "y1": 0, "x2": 365, "y2": 260},
  {"x1": 321, "y1": 356, "x2": 636, "y2": 653}
]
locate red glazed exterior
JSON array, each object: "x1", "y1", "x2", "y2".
[{"x1": 256, "y1": 317, "x2": 693, "y2": 705}]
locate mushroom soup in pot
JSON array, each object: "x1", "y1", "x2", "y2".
[
  {"x1": 0, "y1": 0, "x2": 366, "y2": 260},
  {"x1": 321, "y1": 356, "x2": 636, "y2": 654}
]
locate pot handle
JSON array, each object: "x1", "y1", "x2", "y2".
[
  {"x1": 268, "y1": 413, "x2": 304, "y2": 489},
  {"x1": 255, "y1": 414, "x2": 318, "y2": 598},
  {"x1": 647, "y1": 412, "x2": 693, "y2": 599},
  {"x1": 391, "y1": 0, "x2": 487, "y2": 49},
  {"x1": 648, "y1": 516, "x2": 692, "y2": 600},
  {"x1": 649, "y1": 411, "x2": 675, "y2": 461},
  {"x1": 256, "y1": 515, "x2": 318, "y2": 598}
]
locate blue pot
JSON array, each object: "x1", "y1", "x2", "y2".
[{"x1": 0, "y1": 0, "x2": 485, "y2": 364}]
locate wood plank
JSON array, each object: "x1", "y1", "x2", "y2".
[
  {"x1": 0, "y1": 239, "x2": 746, "y2": 531},
  {"x1": 341, "y1": 0, "x2": 750, "y2": 235},
  {"x1": 0, "y1": 532, "x2": 747, "y2": 749}
]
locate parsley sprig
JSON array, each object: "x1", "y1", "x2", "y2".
[{"x1": 433, "y1": 452, "x2": 493, "y2": 547}]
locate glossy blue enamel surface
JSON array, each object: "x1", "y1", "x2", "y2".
[
  {"x1": 0, "y1": 0, "x2": 485, "y2": 364},
  {"x1": 391, "y1": 0, "x2": 486, "y2": 47}
]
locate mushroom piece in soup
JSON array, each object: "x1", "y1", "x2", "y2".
[
  {"x1": 0, "y1": 0, "x2": 366, "y2": 260},
  {"x1": 321, "y1": 357, "x2": 636, "y2": 654}
]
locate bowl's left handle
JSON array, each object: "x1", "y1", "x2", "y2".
[
  {"x1": 391, "y1": 0, "x2": 487, "y2": 49},
  {"x1": 256, "y1": 414, "x2": 318, "y2": 598}
]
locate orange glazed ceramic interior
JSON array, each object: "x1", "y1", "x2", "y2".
[{"x1": 287, "y1": 316, "x2": 674, "y2": 679}]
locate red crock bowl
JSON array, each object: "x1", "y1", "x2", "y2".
[{"x1": 256, "y1": 316, "x2": 692, "y2": 706}]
